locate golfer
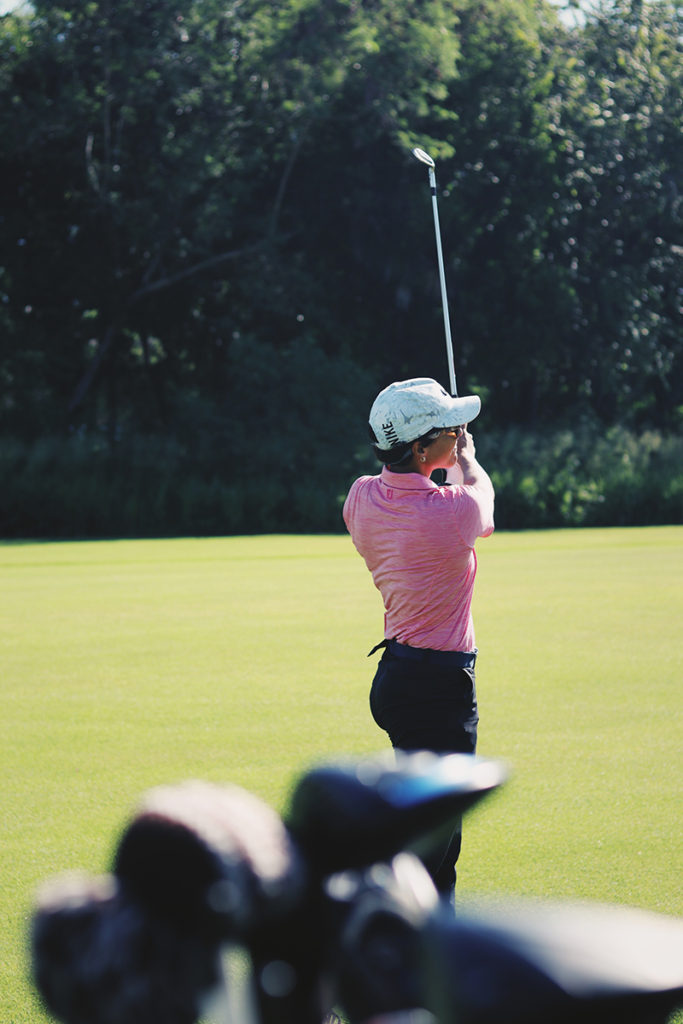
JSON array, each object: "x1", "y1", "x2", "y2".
[{"x1": 343, "y1": 377, "x2": 494, "y2": 899}]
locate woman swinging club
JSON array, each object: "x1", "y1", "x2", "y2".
[{"x1": 343, "y1": 377, "x2": 495, "y2": 900}]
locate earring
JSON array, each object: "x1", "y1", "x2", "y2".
[{"x1": 419, "y1": 455, "x2": 426, "y2": 463}]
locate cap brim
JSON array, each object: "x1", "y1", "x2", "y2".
[{"x1": 444, "y1": 394, "x2": 481, "y2": 425}]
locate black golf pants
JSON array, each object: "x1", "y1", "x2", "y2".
[{"x1": 369, "y1": 649, "x2": 479, "y2": 896}]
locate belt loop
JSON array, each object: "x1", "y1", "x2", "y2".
[{"x1": 367, "y1": 639, "x2": 390, "y2": 658}]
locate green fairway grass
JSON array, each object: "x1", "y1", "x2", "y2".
[{"x1": 2, "y1": 527, "x2": 682, "y2": 1023}]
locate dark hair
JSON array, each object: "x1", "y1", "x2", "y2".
[{"x1": 368, "y1": 425, "x2": 443, "y2": 466}]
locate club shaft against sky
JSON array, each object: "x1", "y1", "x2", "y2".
[
  {"x1": 414, "y1": 149, "x2": 458, "y2": 397},
  {"x1": 428, "y1": 166, "x2": 457, "y2": 397}
]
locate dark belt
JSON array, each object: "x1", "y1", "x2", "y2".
[{"x1": 368, "y1": 638, "x2": 477, "y2": 668}]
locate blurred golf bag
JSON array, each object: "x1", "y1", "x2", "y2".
[{"x1": 31, "y1": 752, "x2": 683, "y2": 1024}]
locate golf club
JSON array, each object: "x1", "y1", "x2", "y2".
[{"x1": 412, "y1": 147, "x2": 458, "y2": 397}]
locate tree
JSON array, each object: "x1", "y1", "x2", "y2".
[
  {"x1": 1, "y1": 0, "x2": 680, "y2": 451},
  {"x1": 371, "y1": 0, "x2": 682, "y2": 429},
  {"x1": 549, "y1": 0, "x2": 683, "y2": 427},
  {"x1": 0, "y1": 0, "x2": 462, "y2": 440}
]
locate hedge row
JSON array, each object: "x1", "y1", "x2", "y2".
[
  {"x1": 1, "y1": 425, "x2": 681, "y2": 539},
  {"x1": 478, "y1": 425, "x2": 683, "y2": 529}
]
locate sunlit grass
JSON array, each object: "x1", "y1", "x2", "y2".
[{"x1": 1, "y1": 527, "x2": 681, "y2": 1022}]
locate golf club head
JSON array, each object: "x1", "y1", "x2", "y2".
[
  {"x1": 113, "y1": 780, "x2": 307, "y2": 940},
  {"x1": 421, "y1": 898, "x2": 683, "y2": 1024},
  {"x1": 286, "y1": 751, "x2": 507, "y2": 875},
  {"x1": 31, "y1": 872, "x2": 221, "y2": 1024},
  {"x1": 412, "y1": 147, "x2": 435, "y2": 168},
  {"x1": 330, "y1": 853, "x2": 437, "y2": 1021}
]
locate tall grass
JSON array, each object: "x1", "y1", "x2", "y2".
[{"x1": 1, "y1": 528, "x2": 681, "y2": 1022}]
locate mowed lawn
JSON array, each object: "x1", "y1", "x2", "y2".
[{"x1": 1, "y1": 526, "x2": 682, "y2": 1023}]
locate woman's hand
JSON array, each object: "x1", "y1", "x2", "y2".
[
  {"x1": 456, "y1": 427, "x2": 476, "y2": 462},
  {"x1": 455, "y1": 428, "x2": 487, "y2": 485}
]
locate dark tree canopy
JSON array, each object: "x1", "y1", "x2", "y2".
[{"x1": 0, "y1": 0, "x2": 681, "y2": 534}]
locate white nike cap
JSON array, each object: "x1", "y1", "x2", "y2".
[{"x1": 369, "y1": 377, "x2": 481, "y2": 451}]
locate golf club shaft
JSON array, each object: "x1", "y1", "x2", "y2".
[{"x1": 427, "y1": 164, "x2": 457, "y2": 397}]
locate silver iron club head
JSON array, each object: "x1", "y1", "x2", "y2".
[{"x1": 412, "y1": 147, "x2": 435, "y2": 168}]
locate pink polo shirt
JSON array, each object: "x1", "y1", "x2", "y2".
[{"x1": 343, "y1": 466, "x2": 494, "y2": 652}]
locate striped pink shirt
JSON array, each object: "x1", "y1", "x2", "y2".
[{"x1": 343, "y1": 466, "x2": 494, "y2": 652}]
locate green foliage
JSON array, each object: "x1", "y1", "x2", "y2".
[
  {"x1": 0, "y1": 0, "x2": 682, "y2": 537},
  {"x1": 1, "y1": 421, "x2": 681, "y2": 537},
  {"x1": 431, "y1": 0, "x2": 683, "y2": 427},
  {"x1": 538, "y1": 0, "x2": 683, "y2": 426},
  {"x1": 478, "y1": 422, "x2": 683, "y2": 528},
  {"x1": 0, "y1": 330, "x2": 377, "y2": 537}
]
